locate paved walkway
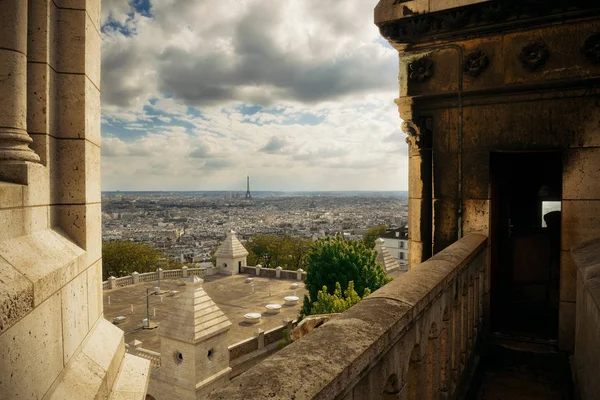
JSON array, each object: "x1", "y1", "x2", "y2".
[
  {"x1": 103, "y1": 274, "x2": 307, "y2": 352},
  {"x1": 467, "y1": 337, "x2": 573, "y2": 400}
]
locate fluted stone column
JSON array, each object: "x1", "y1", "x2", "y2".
[{"x1": 0, "y1": 0, "x2": 39, "y2": 163}]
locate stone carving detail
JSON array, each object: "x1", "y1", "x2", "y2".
[
  {"x1": 581, "y1": 33, "x2": 600, "y2": 64},
  {"x1": 402, "y1": 117, "x2": 432, "y2": 148},
  {"x1": 519, "y1": 41, "x2": 549, "y2": 70},
  {"x1": 408, "y1": 58, "x2": 433, "y2": 82},
  {"x1": 379, "y1": 0, "x2": 594, "y2": 43},
  {"x1": 464, "y1": 50, "x2": 489, "y2": 77}
]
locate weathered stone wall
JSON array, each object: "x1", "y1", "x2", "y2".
[
  {"x1": 572, "y1": 239, "x2": 600, "y2": 400},
  {"x1": 0, "y1": 1, "x2": 149, "y2": 398},
  {"x1": 377, "y1": 1, "x2": 600, "y2": 351},
  {"x1": 209, "y1": 234, "x2": 488, "y2": 400}
]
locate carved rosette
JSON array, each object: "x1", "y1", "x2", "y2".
[
  {"x1": 464, "y1": 50, "x2": 489, "y2": 77},
  {"x1": 408, "y1": 58, "x2": 433, "y2": 82},
  {"x1": 519, "y1": 41, "x2": 549, "y2": 70},
  {"x1": 582, "y1": 33, "x2": 600, "y2": 64}
]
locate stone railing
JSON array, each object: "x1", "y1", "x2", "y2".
[
  {"x1": 572, "y1": 239, "x2": 600, "y2": 400},
  {"x1": 241, "y1": 265, "x2": 307, "y2": 281},
  {"x1": 125, "y1": 343, "x2": 161, "y2": 369},
  {"x1": 209, "y1": 233, "x2": 488, "y2": 400},
  {"x1": 103, "y1": 266, "x2": 207, "y2": 291}
]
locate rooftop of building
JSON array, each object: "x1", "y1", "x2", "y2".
[{"x1": 103, "y1": 274, "x2": 307, "y2": 352}]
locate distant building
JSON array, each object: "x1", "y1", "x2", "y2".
[
  {"x1": 379, "y1": 227, "x2": 408, "y2": 267},
  {"x1": 214, "y1": 230, "x2": 249, "y2": 275}
]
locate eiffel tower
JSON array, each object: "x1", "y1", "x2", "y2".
[{"x1": 245, "y1": 176, "x2": 252, "y2": 199}]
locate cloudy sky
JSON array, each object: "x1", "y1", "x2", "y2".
[{"x1": 100, "y1": 0, "x2": 406, "y2": 191}]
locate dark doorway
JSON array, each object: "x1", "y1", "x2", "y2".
[
  {"x1": 490, "y1": 152, "x2": 562, "y2": 341},
  {"x1": 238, "y1": 261, "x2": 242, "y2": 274}
]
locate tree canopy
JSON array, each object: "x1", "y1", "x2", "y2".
[
  {"x1": 301, "y1": 235, "x2": 391, "y2": 318},
  {"x1": 362, "y1": 224, "x2": 388, "y2": 249},
  {"x1": 102, "y1": 240, "x2": 177, "y2": 280},
  {"x1": 309, "y1": 281, "x2": 370, "y2": 315},
  {"x1": 245, "y1": 234, "x2": 311, "y2": 271}
]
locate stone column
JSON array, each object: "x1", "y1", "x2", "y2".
[
  {"x1": 275, "y1": 266, "x2": 282, "y2": 278},
  {"x1": 0, "y1": 0, "x2": 39, "y2": 163},
  {"x1": 157, "y1": 268, "x2": 164, "y2": 280},
  {"x1": 257, "y1": 329, "x2": 265, "y2": 350},
  {"x1": 131, "y1": 272, "x2": 139, "y2": 284},
  {"x1": 296, "y1": 268, "x2": 304, "y2": 281},
  {"x1": 108, "y1": 276, "x2": 117, "y2": 290},
  {"x1": 255, "y1": 264, "x2": 261, "y2": 276},
  {"x1": 182, "y1": 266, "x2": 188, "y2": 278}
]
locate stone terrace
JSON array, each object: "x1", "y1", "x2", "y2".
[{"x1": 103, "y1": 274, "x2": 307, "y2": 351}]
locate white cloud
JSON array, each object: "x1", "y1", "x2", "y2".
[{"x1": 100, "y1": 0, "x2": 407, "y2": 191}]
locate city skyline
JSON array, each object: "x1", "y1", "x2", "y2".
[{"x1": 100, "y1": 0, "x2": 407, "y2": 192}]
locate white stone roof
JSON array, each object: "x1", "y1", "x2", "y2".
[
  {"x1": 374, "y1": 238, "x2": 400, "y2": 273},
  {"x1": 214, "y1": 230, "x2": 249, "y2": 258},
  {"x1": 159, "y1": 281, "x2": 231, "y2": 343}
]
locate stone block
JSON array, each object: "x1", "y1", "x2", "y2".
[
  {"x1": 433, "y1": 199, "x2": 458, "y2": 254},
  {"x1": 51, "y1": 138, "x2": 85, "y2": 204},
  {"x1": 27, "y1": 62, "x2": 50, "y2": 134},
  {"x1": 560, "y1": 251, "x2": 576, "y2": 303},
  {"x1": 110, "y1": 353, "x2": 151, "y2": 399},
  {"x1": 22, "y1": 161, "x2": 51, "y2": 206},
  {"x1": 85, "y1": 13, "x2": 101, "y2": 89},
  {"x1": 432, "y1": 108, "x2": 459, "y2": 154},
  {"x1": 407, "y1": 48, "x2": 459, "y2": 97},
  {"x1": 52, "y1": 8, "x2": 85, "y2": 74},
  {"x1": 0, "y1": 0, "x2": 26, "y2": 51},
  {"x1": 0, "y1": 230, "x2": 80, "y2": 305},
  {"x1": 82, "y1": 318, "x2": 125, "y2": 391},
  {"x1": 52, "y1": 203, "x2": 102, "y2": 265},
  {"x1": 462, "y1": 152, "x2": 490, "y2": 200},
  {"x1": 86, "y1": 259, "x2": 102, "y2": 328},
  {"x1": 29, "y1": 133, "x2": 51, "y2": 167},
  {"x1": 45, "y1": 352, "x2": 107, "y2": 400},
  {"x1": 409, "y1": 153, "x2": 424, "y2": 199},
  {"x1": 409, "y1": 240, "x2": 424, "y2": 268},
  {"x1": 61, "y1": 271, "x2": 89, "y2": 363},
  {"x1": 462, "y1": 200, "x2": 489, "y2": 236},
  {"x1": 409, "y1": 198, "x2": 425, "y2": 242},
  {"x1": 24, "y1": 205, "x2": 49, "y2": 233},
  {"x1": 85, "y1": 76, "x2": 101, "y2": 146},
  {"x1": 462, "y1": 36, "x2": 504, "y2": 92},
  {"x1": 563, "y1": 148, "x2": 600, "y2": 200},
  {"x1": 28, "y1": 0, "x2": 50, "y2": 63},
  {"x1": 559, "y1": 301, "x2": 575, "y2": 351},
  {"x1": 0, "y1": 49, "x2": 27, "y2": 130},
  {"x1": 0, "y1": 208, "x2": 26, "y2": 241},
  {"x1": 561, "y1": 200, "x2": 600, "y2": 251},
  {"x1": 55, "y1": 73, "x2": 85, "y2": 140},
  {"x1": 433, "y1": 152, "x2": 457, "y2": 200},
  {"x1": 0, "y1": 292, "x2": 63, "y2": 400},
  {"x1": 85, "y1": 140, "x2": 101, "y2": 203},
  {"x1": 0, "y1": 257, "x2": 33, "y2": 334},
  {"x1": 0, "y1": 182, "x2": 23, "y2": 209}
]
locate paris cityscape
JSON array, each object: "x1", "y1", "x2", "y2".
[{"x1": 101, "y1": 188, "x2": 409, "y2": 265}]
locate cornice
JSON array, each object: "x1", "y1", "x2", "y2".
[{"x1": 378, "y1": 1, "x2": 600, "y2": 45}]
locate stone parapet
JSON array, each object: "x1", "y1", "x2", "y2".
[{"x1": 209, "y1": 234, "x2": 488, "y2": 400}]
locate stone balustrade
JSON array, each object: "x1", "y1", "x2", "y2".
[
  {"x1": 125, "y1": 344, "x2": 161, "y2": 369},
  {"x1": 241, "y1": 265, "x2": 307, "y2": 281},
  {"x1": 102, "y1": 268, "x2": 208, "y2": 291},
  {"x1": 209, "y1": 233, "x2": 488, "y2": 400}
]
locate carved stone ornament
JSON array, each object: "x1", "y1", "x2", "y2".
[
  {"x1": 408, "y1": 58, "x2": 433, "y2": 82},
  {"x1": 519, "y1": 41, "x2": 549, "y2": 70},
  {"x1": 401, "y1": 120, "x2": 422, "y2": 147},
  {"x1": 581, "y1": 33, "x2": 600, "y2": 64},
  {"x1": 463, "y1": 50, "x2": 489, "y2": 77}
]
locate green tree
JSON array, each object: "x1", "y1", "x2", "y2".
[
  {"x1": 102, "y1": 240, "x2": 164, "y2": 280},
  {"x1": 309, "y1": 281, "x2": 370, "y2": 315},
  {"x1": 245, "y1": 234, "x2": 311, "y2": 270},
  {"x1": 362, "y1": 224, "x2": 388, "y2": 249},
  {"x1": 301, "y1": 236, "x2": 391, "y2": 318}
]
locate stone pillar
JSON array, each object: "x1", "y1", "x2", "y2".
[
  {"x1": 255, "y1": 264, "x2": 261, "y2": 276},
  {"x1": 131, "y1": 271, "x2": 139, "y2": 284},
  {"x1": 296, "y1": 268, "x2": 304, "y2": 281},
  {"x1": 276, "y1": 266, "x2": 282, "y2": 278},
  {"x1": 257, "y1": 329, "x2": 265, "y2": 350},
  {"x1": 286, "y1": 318, "x2": 294, "y2": 333},
  {"x1": 0, "y1": 0, "x2": 39, "y2": 163},
  {"x1": 108, "y1": 276, "x2": 117, "y2": 290},
  {"x1": 182, "y1": 266, "x2": 188, "y2": 277},
  {"x1": 157, "y1": 268, "x2": 164, "y2": 280}
]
